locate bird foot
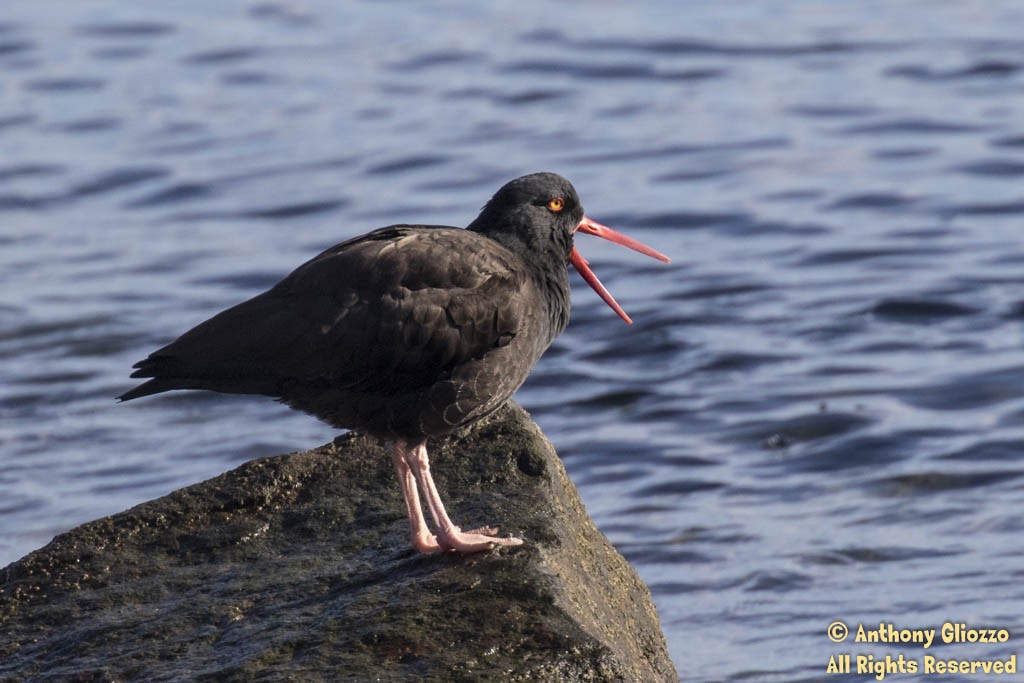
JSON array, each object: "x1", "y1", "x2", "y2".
[
  {"x1": 411, "y1": 531, "x2": 444, "y2": 554},
  {"x1": 393, "y1": 441, "x2": 524, "y2": 555},
  {"x1": 437, "y1": 525, "x2": 524, "y2": 554}
]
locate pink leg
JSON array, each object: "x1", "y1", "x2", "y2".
[
  {"x1": 397, "y1": 440, "x2": 523, "y2": 554},
  {"x1": 391, "y1": 447, "x2": 442, "y2": 554}
]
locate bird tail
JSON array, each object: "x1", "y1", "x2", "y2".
[
  {"x1": 118, "y1": 352, "x2": 281, "y2": 402},
  {"x1": 118, "y1": 356, "x2": 184, "y2": 401},
  {"x1": 117, "y1": 378, "x2": 181, "y2": 402}
]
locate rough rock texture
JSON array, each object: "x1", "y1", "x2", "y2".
[{"x1": 0, "y1": 403, "x2": 678, "y2": 682}]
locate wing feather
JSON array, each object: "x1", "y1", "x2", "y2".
[{"x1": 121, "y1": 226, "x2": 535, "y2": 435}]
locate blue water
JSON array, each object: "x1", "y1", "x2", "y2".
[{"x1": 3, "y1": 2, "x2": 1024, "y2": 680}]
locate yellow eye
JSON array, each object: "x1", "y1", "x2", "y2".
[{"x1": 547, "y1": 197, "x2": 565, "y2": 212}]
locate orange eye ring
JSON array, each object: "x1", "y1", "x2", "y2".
[{"x1": 547, "y1": 197, "x2": 565, "y2": 212}]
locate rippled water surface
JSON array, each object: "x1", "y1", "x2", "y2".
[{"x1": 3, "y1": 2, "x2": 1024, "y2": 680}]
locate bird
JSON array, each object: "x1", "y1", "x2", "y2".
[{"x1": 120, "y1": 172, "x2": 669, "y2": 554}]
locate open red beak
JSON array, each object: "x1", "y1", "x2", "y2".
[{"x1": 569, "y1": 216, "x2": 670, "y2": 325}]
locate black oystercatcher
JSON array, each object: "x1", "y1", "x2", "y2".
[{"x1": 120, "y1": 172, "x2": 669, "y2": 554}]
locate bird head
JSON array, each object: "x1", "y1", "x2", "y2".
[{"x1": 470, "y1": 172, "x2": 670, "y2": 324}]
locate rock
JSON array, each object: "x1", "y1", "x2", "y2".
[{"x1": 0, "y1": 402, "x2": 678, "y2": 682}]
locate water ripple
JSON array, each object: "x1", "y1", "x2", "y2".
[
  {"x1": 390, "y1": 50, "x2": 485, "y2": 71},
  {"x1": 167, "y1": 198, "x2": 348, "y2": 222},
  {"x1": 899, "y1": 366, "x2": 1024, "y2": 411},
  {"x1": 991, "y1": 134, "x2": 1024, "y2": 148},
  {"x1": 826, "y1": 192, "x2": 920, "y2": 211},
  {"x1": 954, "y1": 159, "x2": 1024, "y2": 177},
  {"x1": 870, "y1": 298, "x2": 980, "y2": 321},
  {"x1": 76, "y1": 22, "x2": 176, "y2": 37},
  {"x1": 870, "y1": 470, "x2": 1021, "y2": 497},
  {"x1": 0, "y1": 39, "x2": 33, "y2": 56},
  {"x1": 23, "y1": 77, "x2": 107, "y2": 92},
  {"x1": 184, "y1": 47, "x2": 264, "y2": 65},
  {"x1": 887, "y1": 60, "x2": 1021, "y2": 81},
  {"x1": 127, "y1": 182, "x2": 217, "y2": 207},
  {"x1": 503, "y1": 58, "x2": 725, "y2": 82},
  {"x1": 534, "y1": 30, "x2": 896, "y2": 58},
  {"x1": 0, "y1": 114, "x2": 35, "y2": 132},
  {"x1": 946, "y1": 199, "x2": 1024, "y2": 216},
  {"x1": 839, "y1": 118, "x2": 989, "y2": 135},
  {"x1": 366, "y1": 154, "x2": 450, "y2": 175},
  {"x1": 0, "y1": 163, "x2": 64, "y2": 183}
]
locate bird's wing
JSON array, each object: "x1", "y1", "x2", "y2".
[{"x1": 122, "y1": 226, "x2": 531, "y2": 400}]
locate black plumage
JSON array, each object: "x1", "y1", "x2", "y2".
[{"x1": 121, "y1": 172, "x2": 668, "y2": 554}]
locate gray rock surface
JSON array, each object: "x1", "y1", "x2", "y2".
[{"x1": 0, "y1": 402, "x2": 678, "y2": 682}]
